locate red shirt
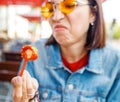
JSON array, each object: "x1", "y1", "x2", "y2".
[{"x1": 62, "y1": 53, "x2": 89, "y2": 72}]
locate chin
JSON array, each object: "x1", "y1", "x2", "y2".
[
  {"x1": 54, "y1": 34, "x2": 69, "y2": 43},
  {"x1": 56, "y1": 39, "x2": 65, "y2": 44},
  {"x1": 57, "y1": 39, "x2": 70, "y2": 47}
]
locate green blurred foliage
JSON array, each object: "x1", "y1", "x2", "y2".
[
  {"x1": 106, "y1": 21, "x2": 120, "y2": 39},
  {"x1": 113, "y1": 24, "x2": 120, "y2": 39}
]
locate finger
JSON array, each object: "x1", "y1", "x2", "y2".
[
  {"x1": 26, "y1": 72, "x2": 36, "y2": 99},
  {"x1": 11, "y1": 76, "x2": 22, "y2": 102},
  {"x1": 22, "y1": 71, "x2": 28, "y2": 99},
  {"x1": 26, "y1": 71, "x2": 39, "y2": 91},
  {"x1": 32, "y1": 78, "x2": 39, "y2": 90}
]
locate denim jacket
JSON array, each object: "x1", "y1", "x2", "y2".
[{"x1": 20, "y1": 39, "x2": 120, "y2": 102}]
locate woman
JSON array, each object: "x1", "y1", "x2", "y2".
[{"x1": 11, "y1": 0, "x2": 120, "y2": 102}]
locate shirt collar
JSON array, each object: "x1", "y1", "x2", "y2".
[
  {"x1": 46, "y1": 44, "x2": 104, "y2": 74},
  {"x1": 77, "y1": 48, "x2": 103, "y2": 74},
  {"x1": 46, "y1": 44, "x2": 63, "y2": 69}
]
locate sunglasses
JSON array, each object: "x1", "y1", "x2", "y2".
[{"x1": 41, "y1": 0, "x2": 90, "y2": 18}]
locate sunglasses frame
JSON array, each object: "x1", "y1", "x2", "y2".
[{"x1": 41, "y1": 0, "x2": 90, "y2": 18}]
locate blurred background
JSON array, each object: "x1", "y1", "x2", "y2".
[
  {"x1": 102, "y1": 0, "x2": 120, "y2": 51},
  {"x1": 0, "y1": 0, "x2": 120, "y2": 102}
]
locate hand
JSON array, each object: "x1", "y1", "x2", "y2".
[{"x1": 11, "y1": 70, "x2": 39, "y2": 102}]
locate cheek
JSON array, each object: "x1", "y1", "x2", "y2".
[
  {"x1": 70, "y1": 14, "x2": 90, "y2": 34},
  {"x1": 70, "y1": 8, "x2": 91, "y2": 31}
]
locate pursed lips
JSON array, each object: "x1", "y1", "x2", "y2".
[{"x1": 53, "y1": 24, "x2": 67, "y2": 31}]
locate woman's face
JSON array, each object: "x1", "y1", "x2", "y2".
[{"x1": 48, "y1": 0, "x2": 95, "y2": 47}]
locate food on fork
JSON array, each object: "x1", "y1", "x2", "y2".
[{"x1": 19, "y1": 45, "x2": 38, "y2": 76}]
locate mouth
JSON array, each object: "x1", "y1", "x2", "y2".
[{"x1": 53, "y1": 24, "x2": 67, "y2": 31}]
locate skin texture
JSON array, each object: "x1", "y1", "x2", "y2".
[
  {"x1": 11, "y1": 0, "x2": 95, "y2": 102},
  {"x1": 11, "y1": 70, "x2": 38, "y2": 102},
  {"x1": 11, "y1": 45, "x2": 38, "y2": 102},
  {"x1": 49, "y1": 0, "x2": 95, "y2": 62}
]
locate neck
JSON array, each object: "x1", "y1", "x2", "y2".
[{"x1": 60, "y1": 43, "x2": 88, "y2": 63}]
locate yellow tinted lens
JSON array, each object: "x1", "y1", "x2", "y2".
[
  {"x1": 41, "y1": 2, "x2": 53, "y2": 18},
  {"x1": 60, "y1": 0, "x2": 76, "y2": 14}
]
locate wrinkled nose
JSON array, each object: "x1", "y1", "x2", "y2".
[{"x1": 52, "y1": 6, "x2": 64, "y2": 21}]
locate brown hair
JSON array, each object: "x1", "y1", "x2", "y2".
[{"x1": 45, "y1": 0, "x2": 106, "y2": 50}]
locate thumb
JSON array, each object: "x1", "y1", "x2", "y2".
[
  {"x1": 11, "y1": 76, "x2": 22, "y2": 99},
  {"x1": 11, "y1": 76, "x2": 22, "y2": 87}
]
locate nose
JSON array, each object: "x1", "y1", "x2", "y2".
[{"x1": 52, "y1": 5, "x2": 64, "y2": 21}]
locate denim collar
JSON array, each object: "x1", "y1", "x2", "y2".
[
  {"x1": 46, "y1": 44, "x2": 63, "y2": 69},
  {"x1": 81, "y1": 49, "x2": 103, "y2": 74},
  {"x1": 46, "y1": 44, "x2": 103, "y2": 74}
]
